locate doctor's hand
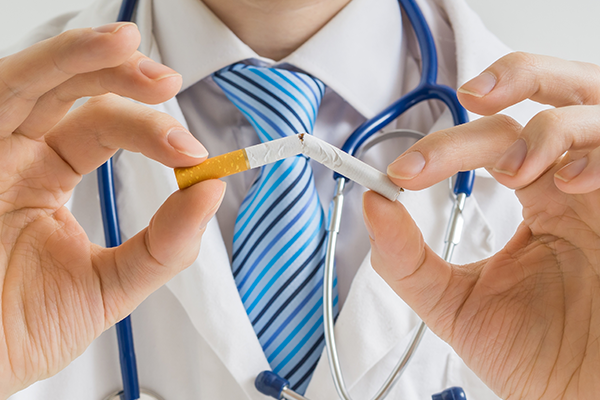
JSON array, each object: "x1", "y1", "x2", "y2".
[
  {"x1": 363, "y1": 53, "x2": 600, "y2": 400},
  {"x1": 0, "y1": 23, "x2": 224, "y2": 398}
]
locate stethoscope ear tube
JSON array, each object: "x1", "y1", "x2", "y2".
[
  {"x1": 104, "y1": 389, "x2": 166, "y2": 400},
  {"x1": 98, "y1": 160, "x2": 141, "y2": 400},
  {"x1": 117, "y1": 0, "x2": 137, "y2": 22},
  {"x1": 99, "y1": 2, "x2": 143, "y2": 400}
]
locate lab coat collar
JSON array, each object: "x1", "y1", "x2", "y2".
[
  {"x1": 59, "y1": 2, "x2": 272, "y2": 395},
  {"x1": 152, "y1": 0, "x2": 404, "y2": 119}
]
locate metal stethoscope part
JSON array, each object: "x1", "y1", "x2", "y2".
[{"x1": 322, "y1": 129, "x2": 463, "y2": 400}]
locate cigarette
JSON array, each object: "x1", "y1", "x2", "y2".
[{"x1": 174, "y1": 134, "x2": 402, "y2": 201}]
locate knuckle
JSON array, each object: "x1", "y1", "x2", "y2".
[
  {"x1": 433, "y1": 129, "x2": 464, "y2": 152},
  {"x1": 531, "y1": 108, "x2": 565, "y2": 131},
  {"x1": 0, "y1": 59, "x2": 21, "y2": 100},
  {"x1": 426, "y1": 128, "x2": 465, "y2": 167},
  {"x1": 0, "y1": 55, "x2": 41, "y2": 102},
  {"x1": 52, "y1": 27, "x2": 139, "y2": 76},
  {"x1": 488, "y1": 114, "x2": 522, "y2": 137},
  {"x1": 51, "y1": 29, "x2": 88, "y2": 74},
  {"x1": 81, "y1": 94, "x2": 165, "y2": 132},
  {"x1": 527, "y1": 108, "x2": 572, "y2": 148},
  {"x1": 573, "y1": 61, "x2": 600, "y2": 104},
  {"x1": 502, "y1": 52, "x2": 540, "y2": 71},
  {"x1": 81, "y1": 93, "x2": 115, "y2": 109},
  {"x1": 587, "y1": 62, "x2": 600, "y2": 83},
  {"x1": 76, "y1": 94, "x2": 121, "y2": 127},
  {"x1": 496, "y1": 52, "x2": 541, "y2": 91}
]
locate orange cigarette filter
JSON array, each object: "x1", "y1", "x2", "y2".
[{"x1": 175, "y1": 149, "x2": 250, "y2": 189}]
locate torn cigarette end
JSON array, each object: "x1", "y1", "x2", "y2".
[{"x1": 175, "y1": 148, "x2": 250, "y2": 189}]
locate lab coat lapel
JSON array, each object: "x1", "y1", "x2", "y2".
[
  {"x1": 111, "y1": 119, "x2": 269, "y2": 400},
  {"x1": 144, "y1": 4, "x2": 273, "y2": 398},
  {"x1": 112, "y1": 101, "x2": 270, "y2": 400},
  {"x1": 306, "y1": 0, "x2": 528, "y2": 395},
  {"x1": 64, "y1": 1, "x2": 271, "y2": 397}
]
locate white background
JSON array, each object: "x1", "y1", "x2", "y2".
[{"x1": 0, "y1": 0, "x2": 599, "y2": 65}]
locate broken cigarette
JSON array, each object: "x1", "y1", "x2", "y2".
[{"x1": 174, "y1": 134, "x2": 402, "y2": 201}]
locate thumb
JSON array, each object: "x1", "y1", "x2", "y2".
[
  {"x1": 95, "y1": 179, "x2": 225, "y2": 326},
  {"x1": 362, "y1": 191, "x2": 479, "y2": 338}
]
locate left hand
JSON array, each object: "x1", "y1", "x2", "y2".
[
  {"x1": 0, "y1": 25, "x2": 224, "y2": 397},
  {"x1": 363, "y1": 52, "x2": 600, "y2": 400}
]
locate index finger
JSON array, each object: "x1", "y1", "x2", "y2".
[
  {"x1": 457, "y1": 52, "x2": 600, "y2": 115},
  {"x1": 0, "y1": 22, "x2": 140, "y2": 138},
  {"x1": 387, "y1": 114, "x2": 522, "y2": 191}
]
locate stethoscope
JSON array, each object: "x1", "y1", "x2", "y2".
[{"x1": 100, "y1": 0, "x2": 475, "y2": 399}]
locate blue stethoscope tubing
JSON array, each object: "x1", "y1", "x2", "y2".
[
  {"x1": 97, "y1": 4, "x2": 140, "y2": 400},
  {"x1": 337, "y1": 0, "x2": 472, "y2": 189},
  {"x1": 319, "y1": 0, "x2": 473, "y2": 398},
  {"x1": 98, "y1": 0, "x2": 474, "y2": 399}
]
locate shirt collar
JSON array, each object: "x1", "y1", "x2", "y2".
[{"x1": 152, "y1": 0, "x2": 404, "y2": 119}]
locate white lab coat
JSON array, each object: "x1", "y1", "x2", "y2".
[{"x1": 4, "y1": 0, "x2": 544, "y2": 399}]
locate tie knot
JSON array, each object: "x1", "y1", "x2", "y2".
[{"x1": 213, "y1": 64, "x2": 325, "y2": 142}]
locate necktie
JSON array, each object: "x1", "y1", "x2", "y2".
[{"x1": 213, "y1": 64, "x2": 338, "y2": 394}]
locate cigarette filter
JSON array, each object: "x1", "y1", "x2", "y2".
[{"x1": 175, "y1": 149, "x2": 250, "y2": 190}]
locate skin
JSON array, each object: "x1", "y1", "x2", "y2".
[
  {"x1": 1, "y1": 1, "x2": 599, "y2": 399},
  {"x1": 201, "y1": 0, "x2": 352, "y2": 60},
  {"x1": 0, "y1": 24, "x2": 226, "y2": 398},
  {"x1": 363, "y1": 53, "x2": 600, "y2": 399}
]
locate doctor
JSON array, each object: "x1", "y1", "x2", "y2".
[{"x1": 1, "y1": 0, "x2": 599, "y2": 399}]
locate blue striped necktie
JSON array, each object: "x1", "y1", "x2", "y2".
[{"x1": 213, "y1": 64, "x2": 338, "y2": 394}]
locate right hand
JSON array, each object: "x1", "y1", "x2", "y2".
[
  {"x1": 364, "y1": 53, "x2": 600, "y2": 399},
  {"x1": 0, "y1": 22, "x2": 225, "y2": 398}
]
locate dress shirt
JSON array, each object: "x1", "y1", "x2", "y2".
[{"x1": 152, "y1": 0, "x2": 458, "y2": 306}]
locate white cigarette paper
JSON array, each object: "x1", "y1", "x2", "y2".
[{"x1": 245, "y1": 134, "x2": 402, "y2": 201}]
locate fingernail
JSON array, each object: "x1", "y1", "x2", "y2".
[
  {"x1": 362, "y1": 194, "x2": 375, "y2": 241},
  {"x1": 555, "y1": 157, "x2": 588, "y2": 182},
  {"x1": 200, "y1": 183, "x2": 227, "y2": 229},
  {"x1": 458, "y1": 72, "x2": 497, "y2": 98},
  {"x1": 388, "y1": 152, "x2": 426, "y2": 180},
  {"x1": 493, "y1": 138, "x2": 527, "y2": 176},
  {"x1": 167, "y1": 129, "x2": 208, "y2": 158},
  {"x1": 139, "y1": 59, "x2": 180, "y2": 81},
  {"x1": 93, "y1": 22, "x2": 134, "y2": 33}
]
